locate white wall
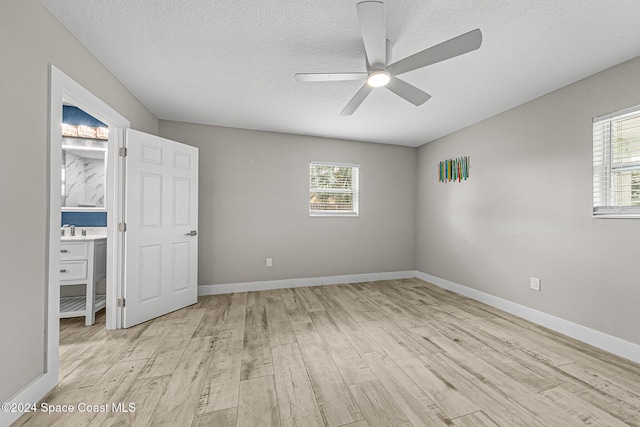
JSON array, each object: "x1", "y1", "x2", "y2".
[
  {"x1": 159, "y1": 121, "x2": 417, "y2": 287},
  {"x1": 0, "y1": 0, "x2": 158, "y2": 403},
  {"x1": 417, "y1": 56, "x2": 640, "y2": 346}
]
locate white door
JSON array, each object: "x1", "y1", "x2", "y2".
[{"x1": 123, "y1": 129, "x2": 198, "y2": 328}]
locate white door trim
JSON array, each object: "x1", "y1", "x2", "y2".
[
  {"x1": 0, "y1": 66, "x2": 134, "y2": 426},
  {"x1": 49, "y1": 65, "x2": 130, "y2": 335}
]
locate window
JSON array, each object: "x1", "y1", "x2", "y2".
[
  {"x1": 309, "y1": 162, "x2": 359, "y2": 216},
  {"x1": 593, "y1": 105, "x2": 640, "y2": 217}
]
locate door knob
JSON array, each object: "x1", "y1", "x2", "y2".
[{"x1": 185, "y1": 230, "x2": 198, "y2": 236}]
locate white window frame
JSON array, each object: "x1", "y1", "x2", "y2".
[
  {"x1": 593, "y1": 104, "x2": 640, "y2": 218},
  {"x1": 309, "y1": 161, "x2": 360, "y2": 217}
]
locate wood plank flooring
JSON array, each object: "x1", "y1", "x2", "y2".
[{"x1": 15, "y1": 278, "x2": 640, "y2": 427}]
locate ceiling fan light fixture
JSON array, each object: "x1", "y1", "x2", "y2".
[
  {"x1": 294, "y1": 1, "x2": 482, "y2": 115},
  {"x1": 367, "y1": 70, "x2": 391, "y2": 87}
]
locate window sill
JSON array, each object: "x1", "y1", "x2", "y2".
[
  {"x1": 309, "y1": 211, "x2": 359, "y2": 218},
  {"x1": 592, "y1": 214, "x2": 640, "y2": 219}
]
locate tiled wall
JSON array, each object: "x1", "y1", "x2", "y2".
[{"x1": 64, "y1": 152, "x2": 105, "y2": 207}]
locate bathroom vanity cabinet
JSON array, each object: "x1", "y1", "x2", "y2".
[{"x1": 59, "y1": 236, "x2": 106, "y2": 325}]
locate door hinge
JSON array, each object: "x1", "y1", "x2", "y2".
[
  {"x1": 118, "y1": 222, "x2": 127, "y2": 232},
  {"x1": 117, "y1": 298, "x2": 126, "y2": 308},
  {"x1": 119, "y1": 147, "x2": 127, "y2": 157}
]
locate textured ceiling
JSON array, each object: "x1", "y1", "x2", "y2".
[{"x1": 40, "y1": 0, "x2": 640, "y2": 147}]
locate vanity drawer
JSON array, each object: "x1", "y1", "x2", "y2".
[
  {"x1": 60, "y1": 260, "x2": 87, "y2": 281},
  {"x1": 60, "y1": 241, "x2": 88, "y2": 260}
]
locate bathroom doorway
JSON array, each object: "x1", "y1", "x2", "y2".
[
  {"x1": 46, "y1": 66, "x2": 131, "y2": 391},
  {"x1": 46, "y1": 66, "x2": 198, "y2": 404}
]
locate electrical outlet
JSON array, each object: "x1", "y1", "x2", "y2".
[
  {"x1": 266, "y1": 258, "x2": 272, "y2": 267},
  {"x1": 530, "y1": 277, "x2": 541, "y2": 291}
]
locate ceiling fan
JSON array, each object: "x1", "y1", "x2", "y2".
[{"x1": 295, "y1": 1, "x2": 482, "y2": 116}]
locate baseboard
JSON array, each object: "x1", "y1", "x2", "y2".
[
  {"x1": 416, "y1": 271, "x2": 640, "y2": 364},
  {"x1": 198, "y1": 270, "x2": 417, "y2": 296},
  {"x1": 0, "y1": 370, "x2": 58, "y2": 427}
]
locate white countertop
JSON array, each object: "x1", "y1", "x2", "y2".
[{"x1": 61, "y1": 235, "x2": 107, "y2": 241}]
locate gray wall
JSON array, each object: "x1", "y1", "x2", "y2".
[
  {"x1": 0, "y1": 0, "x2": 158, "y2": 403},
  {"x1": 3, "y1": 0, "x2": 639, "y2": 407},
  {"x1": 159, "y1": 121, "x2": 417, "y2": 286},
  {"x1": 417, "y1": 56, "x2": 640, "y2": 346}
]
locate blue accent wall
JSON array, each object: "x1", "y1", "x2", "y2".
[
  {"x1": 63, "y1": 105, "x2": 106, "y2": 127},
  {"x1": 61, "y1": 212, "x2": 107, "y2": 227}
]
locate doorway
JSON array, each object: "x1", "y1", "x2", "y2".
[
  {"x1": 49, "y1": 65, "x2": 201, "y2": 331},
  {"x1": 46, "y1": 66, "x2": 198, "y2": 403},
  {"x1": 46, "y1": 66, "x2": 130, "y2": 385}
]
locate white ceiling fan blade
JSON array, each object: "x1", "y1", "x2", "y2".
[
  {"x1": 340, "y1": 83, "x2": 373, "y2": 116},
  {"x1": 386, "y1": 77, "x2": 431, "y2": 106},
  {"x1": 387, "y1": 28, "x2": 482, "y2": 76},
  {"x1": 357, "y1": 1, "x2": 386, "y2": 70},
  {"x1": 295, "y1": 72, "x2": 368, "y2": 82}
]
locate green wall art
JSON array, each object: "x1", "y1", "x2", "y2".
[{"x1": 439, "y1": 156, "x2": 469, "y2": 183}]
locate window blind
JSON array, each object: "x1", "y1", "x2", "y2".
[
  {"x1": 309, "y1": 162, "x2": 359, "y2": 216},
  {"x1": 593, "y1": 105, "x2": 640, "y2": 217}
]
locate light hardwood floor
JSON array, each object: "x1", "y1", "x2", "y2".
[{"x1": 15, "y1": 278, "x2": 640, "y2": 426}]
